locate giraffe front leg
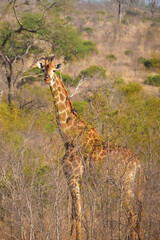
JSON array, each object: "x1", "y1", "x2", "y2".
[
  {"x1": 62, "y1": 148, "x2": 83, "y2": 240},
  {"x1": 69, "y1": 178, "x2": 81, "y2": 240}
]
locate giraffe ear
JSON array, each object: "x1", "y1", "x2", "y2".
[
  {"x1": 56, "y1": 63, "x2": 62, "y2": 70},
  {"x1": 37, "y1": 62, "x2": 44, "y2": 70}
]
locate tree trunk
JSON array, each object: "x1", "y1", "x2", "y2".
[
  {"x1": 7, "y1": 76, "x2": 12, "y2": 106},
  {"x1": 118, "y1": 2, "x2": 122, "y2": 23}
]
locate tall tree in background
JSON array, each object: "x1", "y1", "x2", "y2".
[
  {"x1": 0, "y1": 0, "x2": 97, "y2": 105},
  {"x1": 148, "y1": 0, "x2": 160, "y2": 18},
  {"x1": 114, "y1": 0, "x2": 138, "y2": 23}
]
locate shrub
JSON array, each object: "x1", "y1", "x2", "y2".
[
  {"x1": 143, "y1": 59, "x2": 153, "y2": 69},
  {"x1": 73, "y1": 100, "x2": 88, "y2": 114},
  {"x1": 96, "y1": 10, "x2": 105, "y2": 16},
  {"x1": 121, "y1": 18, "x2": 127, "y2": 25},
  {"x1": 126, "y1": 9, "x2": 140, "y2": 17},
  {"x1": 121, "y1": 82, "x2": 142, "y2": 95},
  {"x1": 45, "y1": 122, "x2": 56, "y2": 134},
  {"x1": 138, "y1": 56, "x2": 146, "y2": 64},
  {"x1": 66, "y1": 16, "x2": 72, "y2": 22},
  {"x1": 138, "y1": 55, "x2": 160, "y2": 70},
  {"x1": 115, "y1": 76, "x2": 125, "y2": 84},
  {"x1": 24, "y1": 67, "x2": 42, "y2": 76},
  {"x1": 83, "y1": 27, "x2": 94, "y2": 35},
  {"x1": 124, "y1": 50, "x2": 133, "y2": 56},
  {"x1": 106, "y1": 54, "x2": 117, "y2": 61},
  {"x1": 138, "y1": 57, "x2": 153, "y2": 68},
  {"x1": 72, "y1": 77, "x2": 81, "y2": 87},
  {"x1": 80, "y1": 65, "x2": 106, "y2": 79},
  {"x1": 56, "y1": 72, "x2": 72, "y2": 85},
  {"x1": 144, "y1": 75, "x2": 160, "y2": 87}
]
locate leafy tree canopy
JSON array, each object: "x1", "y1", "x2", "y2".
[{"x1": 51, "y1": 18, "x2": 97, "y2": 61}]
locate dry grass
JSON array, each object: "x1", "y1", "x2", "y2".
[{"x1": 63, "y1": 5, "x2": 160, "y2": 97}]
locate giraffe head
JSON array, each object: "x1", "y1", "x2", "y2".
[{"x1": 38, "y1": 56, "x2": 61, "y2": 83}]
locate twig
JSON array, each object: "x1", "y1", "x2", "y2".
[{"x1": 70, "y1": 76, "x2": 86, "y2": 98}]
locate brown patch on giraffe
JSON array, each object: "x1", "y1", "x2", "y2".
[
  {"x1": 66, "y1": 109, "x2": 71, "y2": 116},
  {"x1": 54, "y1": 95, "x2": 60, "y2": 102},
  {"x1": 59, "y1": 112, "x2": 66, "y2": 122},
  {"x1": 60, "y1": 123, "x2": 67, "y2": 129},
  {"x1": 59, "y1": 93, "x2": 66, "y2": 102},
  {"x1": 57, "y1": 86, "x2": 62, "y2": 92},
  {"x1": 58, "y1": 102, "x2": 66, "y2": 112},
  {"x1": 100, "y1": 150, "x2": 106, "y2": 157}
]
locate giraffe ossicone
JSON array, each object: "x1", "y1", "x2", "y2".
[{"x1": 38, "y1": 57, "x2": 143, "y2": 240}]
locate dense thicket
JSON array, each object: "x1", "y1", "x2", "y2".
[{"x1": 0, "y1": 81, "x2": 160, "y2": 239}]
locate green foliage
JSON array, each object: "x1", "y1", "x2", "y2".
[
  {"x1": 56, "y1": 71, "x2": 73, "y2": 85},
  {"x1": 106, "y1": 54, "x2": 117, "y2": 61},
  {"x1": 22, "y1": 12, "x2": 43, "y2": 31},
  {"x1": 73, "y1": 100, "x2": 88, "y2": 114},
  {"x1": 138, "y1": 57, "x2": 153, "y2": 68},
  {"x1": 21, "y1": 12, "x2": 50, "y2": 38},
  {"x1": 138, "y1": 56, "x2": 146, "y2": 64},
  {"x1": 80, "y1": 65, "x2": 106, "y2": 79},
  {"x1": 124, "y1": 50, "x2": 133, "y2": 56},
  {"x1": 120, "y1": 82, "x2": 142, "y2": 96},
  {"x1": 84, "y1": 83, "x2": 160, "y2": 160},
  {"x1": 52, "y1": 19, "x2": 97, "y2": 61},
  {"x1": 121, "y1": 82, "x2": 142, "y2": 96},
  {"x1": 114, "y1": 76, "x2": 125, "y2": 84},
  {"x1": 72, "y1": 76, "x2": 81, "y2": 87},
  {"x1": 96, "y1": 10, "x2": 106, "y2": 21},
  {"x1": 126, "y1": 9, "x2": 140, "y2": 17},
  {"x1": 96, "y1": 10, "x2": 105, "y2": 16},
  {"x1": 0, "y1": 15, "x2": 45, "y2": 58},
  {"x1": 138, "y1": 55, "x2": 160, "y2": 70},
  {"x1": 143, "y1": 59, "x2": 153, "y2": 69},
  {"x1": 23, "y1": 67, "x2": 42, "y2": 77},
  {"x1": 0, "y1": 22, "x2": 13, "y2": 48},
  {"x1": 144, "y1": 75, "x2": 160, "y2": 86},
  {"x1": 21, "y1": 66, "x2": 43, "y2": 83},
  {"x1": 121, "y1": 18, "x2": 128, "y2": 25},
  {"x1": 83, "y1": 27, "x2": 94, "y2": 35},
  {"x1": 66, "y1": 16, "x2": 73, "y2": 22},
  {"x1": 45, "y1": 122, "x2": 56, "y2": 134}
]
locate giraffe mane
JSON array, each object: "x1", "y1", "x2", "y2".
[{"x1": 56, "y1": 74, "x2": 78, "y2": 117}]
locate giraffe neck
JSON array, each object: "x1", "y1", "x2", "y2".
[
  {"x1": 49, "y1": 73, "x2": 106, "y2": 153},
  {"x1": 49, "y1": 73, "x2": 80, "y2": 142}
]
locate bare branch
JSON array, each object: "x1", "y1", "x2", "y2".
[
  {"x1": 12, "y1": 0, "x2": 23, "y2": 27},
  {"x1": 70, "y1": 76, "x2": 86, "y2": 98},
  {"x1": 0, "y1": 1, "x2": 12, "y2": 21}
]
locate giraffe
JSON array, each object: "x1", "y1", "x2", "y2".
[{"x1": 38, "y1": 56, "x2": 143, "y2": 240}]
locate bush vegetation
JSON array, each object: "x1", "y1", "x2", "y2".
[
  {"x1": 144, "y1": 75, "x2": 160, "y2": 86},
  {"x1": 80, "y1": 65, "x2": 106, "y2": 79},
  {"x1": 124, "y1": 49, "x2": 133, "y2": 56},
  {"x1": 56, "y1": 71, "x2": 73, "y2": 85},
  {"x1": 106, "y1": 54, "x2": 117, "y2": 60},
  {"x1": 83, "y1": 27, "x2": 94, "y2": 35},
  {"x1": 138, "y1": 55, "x2": 160, "y2": 70},
  {"x1": 0, "y1": 72, "x2": 160, "y2": 240}
]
